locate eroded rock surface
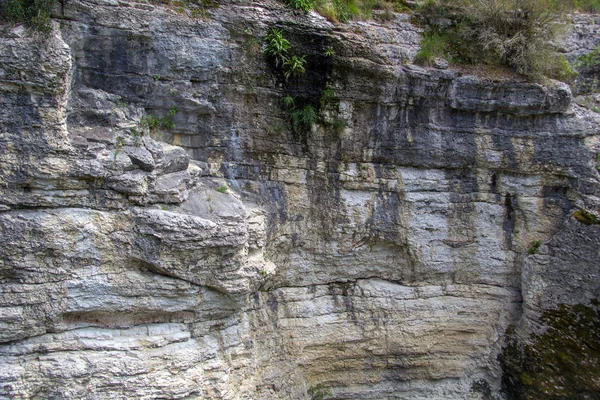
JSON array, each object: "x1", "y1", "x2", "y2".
[{"x1": 0, "y1": 1, "x2": 599, "y2": 399}]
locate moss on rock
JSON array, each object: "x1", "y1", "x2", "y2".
[{"x1": 500, "y1": 301, "x2": 600, "y2": 399}]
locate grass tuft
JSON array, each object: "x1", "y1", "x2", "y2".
[{"x1": 216, "y1": 185, "x2": 228, "y2": 194}]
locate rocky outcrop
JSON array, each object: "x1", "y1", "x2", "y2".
[{"x1": 0, "y1": 1, "x2": 599, "y2": 399}]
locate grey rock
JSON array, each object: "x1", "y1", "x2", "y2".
[
  {"x1": 433, "y1": 57, "x2": 449, "y2": 69},
  {"x1": 0, "y1": 1, "x2": 599, "y2": 399},
  {"x1": 123, "y1": 146, "x2": 155, "y2": 171},
  {"x1": 142, "y1": 136, "x2": 164, "y2": 163},
  {"x1": 160, "y1": 143, "x2": 189, "y2": 174},
  {"x1": 106, "y1": 171, "x2": 149, "y2": 195},
  {"x1": 148, "y1": 170, "x2": 191, "y2": 203}
]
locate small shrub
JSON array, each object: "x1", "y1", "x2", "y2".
[
  {"x1": 290, "y1": 105, "x2": 318, "y2": 133},
  {"x1": 314, "y1": 1, "x2": 339, "y2": 21},
  {"x1": 546, "y1": 54, "x2": 577, "y2": 83},
  {"x1": 129, "y1": 127, "x2": 142, "y2": 147},
  {"x1": 573, "y1": 209, "x2": 600, "y2": 225},
  {"x1": 283, "y1": 55, "x2": 307, "y2": 80},
  {"x1": 571, "y1": 0, "x2": 600, "y2": 13},
  {"x1": 282, "y1": 94, "x2": 296, "y2": 110},
  {"x1": 242, "y1": 27, "x2": 261, "y2": 54},
  {"x1": 331, "y1": 118, "x2": 346, "y2": 134},
  {"x1": 378, "y1": 5, "x2": 395, "y2": 22},
  {"x1": 578, "y1": 45, "x2": 600, "y2": 68},
  {"x1": 319, "y1": 87, "x2": 335, "y2": 109},
  {"x1": 141, "y1": 114, "x2": 161, "y2": 131},
  {"x1": 113, "y1": 136, "x2": 126, "y2": 163},
  {"x1": 285, "y1": 0, "x2": 313, "y2": 12},
  {"x1": 324, "y1": 46, "x2": 335, "y2": 57},
  {"x1": 415, "y1": 0, "x2": 571, "y2": 80},
  {"x1": 162, "y1": 106, "x2": 179, "y2": 129},
  {"x1": 309, "y1": 383, "x2": 333, "y2": 400},
  {"x1": 393, "y1": 0, "x2": 411, "y2": 12},
  {"x1": 152, "y1": 74, "x2": 161, "y2": 81},
  {"x1": 313, "y1": 0, "x2": 380, "y2": 22},
  {"x1": 528, "y1": 240, "x2": 542, "y2": 255},
  {"x1": 1, "y1": 0, "x2": 55, "y2": 34},
  {"x1": 414, "y1": 31, "x2": 449, "y2": 66},
  {"x1": 243, "y1": 37, "x2": 261, "y2": 54},
  {"x1": 141, "y1": 106, "x2": 179, "y2": 133},
  {"x1": 333, "y1": 0, "x2": 357, "y2": 21},
  {"x1": 191, "y1": 7, "x2": 208, "y2": 19},
  {"x1": 216, "y1": 185, "x2": 228, "y2": 193},
  {"x1": 265, "y1": 28, "x2": 291, "y2": 67}
]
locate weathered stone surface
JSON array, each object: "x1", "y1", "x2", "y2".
[
  {"x1": 123, "y1": 146, "x2": 155, "y2": 171},
  {"x1": 160, "y1": 143, "x2": 190, "y2": 174},
  {"x1": 0, "y1": 0, "x2": 599, "y2": 399}
]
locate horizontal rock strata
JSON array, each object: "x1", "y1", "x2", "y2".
[{"x1": 0, "y1": 0, "x2": 599, "y2": 398}]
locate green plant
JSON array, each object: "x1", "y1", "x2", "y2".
[
  {"x1": 113, "y1": 136, "x2": 126, "y2": 163},
  {"x1": 178, "y1": 0, "x2": 217, "y2": 19},
  {"x1": 141, "y1": 114, "x2": 161, "y2": 131},
  {"x1": 414, "y1": 31, "x2": 449, "y2": 66},
  {"x1": 285, "y1": 0, "x2": 313, "y2": 12},
  {"x1": 324, "y1": 46, "x2": 335, "y2": 57},
  {"x1": 319, "y1": 87, "x2": 335, "y2": 109},
  {"x1": 393, "y1": 0, "x2": 411, "y2": 12},
  {"x1": 191, "y1": 7, "x2": 208, "y2": 18},
  {"x1": 329, "y1": 118, "x2": 346, "y2": 135},
  {"x1": 573, "y1": 209, "x2": 600, "y2": 225},
  {"x1": 265, "y1": 28, "x2": 291, "y2": 67},
  {"x1": 571, "y1": 0, "x2": 600, "y2": 13},
  {"x1": 548, "y1": 54, "x2": 577, "y2": 82},
  {"x1": 243, "y1": 37, "x2": 261, "y2": 54},
  {"x1": 578, "y1": 45, "x2": 600, "y2": 68},
  {"x1": 216, "y1": 185, "x2": 228, "y2": 193},
  {"x1": 318, "y1": 0, "x2": 354, "y2": 22},
  {"x1": 129, "y1": 127, "x2": 142, "y2": 147},
  {"x1": 140, "y1": 106, "x2": 178, "y2": 134},
  {"x1": 314, "y1": 0, "x2": 403, "y2": 22},
  {"x1": 162, "y1": 106, "x2": 178, "y2": 129},
  {"x1": 528, "y1": 240, "x2": 542, "y2": 255},
  {"x1": 309, "y1": 383, "x2": 333, "y2": 400},
  {"x1": 241, "y1": 27, "x2": 261, "y2": 54},
  {"x1": 152, "y1": 74, "x2": 161, "y2": 81},
  {"x1": 283, "y1": 55, "x2": 307, "y2": 80},
  {"x1": 377, "y1": 2, "x2": 396, "y2": 22},
  {"x1": 258, "y1": 269, "x2": 268, "y2": 277},
  {"x1": 1, "y1": 0, "x2": 55, "y2": 34},
  {"x1": 282, "y1": 94, "x2": 296, "y2": 110},
  {"x1": 415, "y1": 0, "x2": 572, "y2": 80},
  {"x1": 290, "y1": 105, "x2": 318, "y2": 133}
]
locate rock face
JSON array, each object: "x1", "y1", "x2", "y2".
[{"x1": 0, "y1": 1, "x2": 599, "y2": 399}]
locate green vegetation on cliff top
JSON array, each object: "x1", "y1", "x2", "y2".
[
  {"x1": 0, "y1": 0, "x2": 55, "y2": 33},
  {"x1": 413, "y1": 0, "x2": 581, "y2": 81}
]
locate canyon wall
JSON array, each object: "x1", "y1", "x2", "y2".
[{"x1": 0, "y1": 1, "x2": 599, "y2": 398}]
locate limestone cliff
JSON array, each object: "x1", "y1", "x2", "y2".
[{"x1": 0, "y1": 1, "x2": 599, "y2": 399}]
